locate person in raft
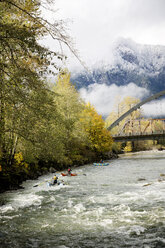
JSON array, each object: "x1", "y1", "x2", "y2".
[
  {"x1": 68, "y1": 167, "x2": 72, "y2": 175},
  {"x1": 100, "y1": 159, "x2": 104, "y2": 163},
  {"x1": 52, "y1": 175, "x2": 58, "y2": 185}
]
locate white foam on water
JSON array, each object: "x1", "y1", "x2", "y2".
[
  {"x1": 0, "y1": 205, "x2": 14, "y2": 213},
  {"x1": 129, "y1": 225, "x2": 145, "y2": 235},
  {"x1": 0, "y1": 215, "x2": 13, "y2": 219},
  {"x1": 69, "y1": 181, "x2": 165, "y2": 231},
  {"x1": 73, "y1": 203, "x2": 86, "y2": 213},
  {"x1": 32, "y1": 182, "x2": 67, "y2": 192},
  {"x1": 41, "y1": 224, "x2": 49, "y2": 228},
  {"x1": 88, "y1": 196, "x2": 96, "y2": 203},
  {"x1": 99, "y1": 218, "x2": 113, "y2": 228},
  {"x1": 11, "y1": 193, "x2": 43, "y2": 209},
  {"x1": 83, "y1": 206, "x2": 105, "y2": 219},
  {"x1": 100, "y1": 182, "x2": 165, "y2": 208},
  {"x1": 67, "y1": 199, "x2": 73, "y2": 208},
  {"x1": 56, "y1": 246, "x2": 70, "y2": 248}
]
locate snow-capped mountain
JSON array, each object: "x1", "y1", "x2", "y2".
[{"x1": 72, "y1": 38, "x2": 165, "y2": 93}]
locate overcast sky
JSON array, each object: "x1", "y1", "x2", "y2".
[
  {"x1": 49, "y1": 0, "x2": 165, "y2": 70},
  {"x1": 44, "y1": 0, "x2": 165, "y2": 117}
]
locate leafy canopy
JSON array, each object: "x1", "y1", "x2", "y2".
[{"x1": 80, "y1": 103, "x2": 113, "y2": 154}]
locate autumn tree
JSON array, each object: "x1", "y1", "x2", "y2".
[
  {"x1": 52, "y1": 69, "x2": 87, "y2": 165},
  {"x1": 105, "y1": 96, "x2": 142, "y2": 152},
  {"x1": 0, "y1": 0, "x2": 70, "y2": 165},
  {"x1": 80, "y1": 103, "x2": 113, "y2": 156}
]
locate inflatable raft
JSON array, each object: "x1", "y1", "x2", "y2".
[
  {"x1": 93, "y1": 163, "x2": 109, "y2": 166},
  {"x1": 47, "y1": 182, "x2": 64, "y2": 186},
  {"x1": 61, "y1": 173, "x2": 77, "y2": 176}
]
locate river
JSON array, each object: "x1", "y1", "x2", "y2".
[{"x1": 1, "y1": 150, "x2": 165, "y2": 248}]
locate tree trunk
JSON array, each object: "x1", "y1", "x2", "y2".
[{"x1": 0, "y1": 80, "x2": 6, "y2": 161}]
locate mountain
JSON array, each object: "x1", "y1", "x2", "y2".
[{"x1": 71, "y1": 38, "x2": 165, "y2": 94}]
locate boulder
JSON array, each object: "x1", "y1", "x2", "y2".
[{"x1": 49, "y1": 167, "x2": 57, "y2": 173}]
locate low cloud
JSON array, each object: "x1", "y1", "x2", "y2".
[
  {"x1": 141, "y1": 99, "x2": 165, "y2": 117},
  {"x1": 79, "y1": 82, "x2": 149, "y2": 117}
]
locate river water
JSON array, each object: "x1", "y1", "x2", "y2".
[{"x1": 1, "y1": 151, "x2": 165, "y2": 248}]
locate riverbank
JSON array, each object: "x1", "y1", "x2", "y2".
[{"x1": 0, "y1": 151, "x2": 118, "y2": 193}]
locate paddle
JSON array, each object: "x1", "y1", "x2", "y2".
[
  {"x1": 33, "y1": 175, "x2": 66, "y2": 187},
  {"x1": 33, "y1": 178, "x2": 56, "y2": 187},
  {"x1": 33, "y1": 180, "x2": 48, "y2": 187},
  {"x1": 33, "y1": 172, "x2": 86, "y2": 187}
]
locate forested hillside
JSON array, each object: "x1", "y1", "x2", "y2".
[{"x1": 72, "y1": 38, "x2": 165, "y2": 93}]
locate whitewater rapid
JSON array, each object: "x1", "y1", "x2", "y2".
[{"x1": 1, "y1": 150, "x2": 165, "y2": 247}]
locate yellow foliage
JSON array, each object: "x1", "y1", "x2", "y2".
[
  {"x1": 24, "y1": 163, "x2": 29, "y2": 169},
  {"x1": 14, "y1": 152, "x2": 29, "y2": 172},
  {"x1": 14, "y1": 152, "x2": 24, "y2": 165},
  {"x1": 105, "y1": 96, "x2": 141, "y2": 135},
  {"x1": 80, "y1": 103, "x2": 113, "y2": 153},
  {"x1": 53, "y1": 69, "x2": 83, "y2": 121},
  {"x1": 124, "y1": 142, "x2": 132, "y2": 152}
]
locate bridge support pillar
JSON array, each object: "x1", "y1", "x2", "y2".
[
  {"x1": 132, "y1": 141, "x2": 135, "y2": 150},
  {"x1": 139, "y1": 120, "x2": 141, "y2": 133},
  {"x1": 150, "y1": 120, "x2": 153, "y2": 133}
]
